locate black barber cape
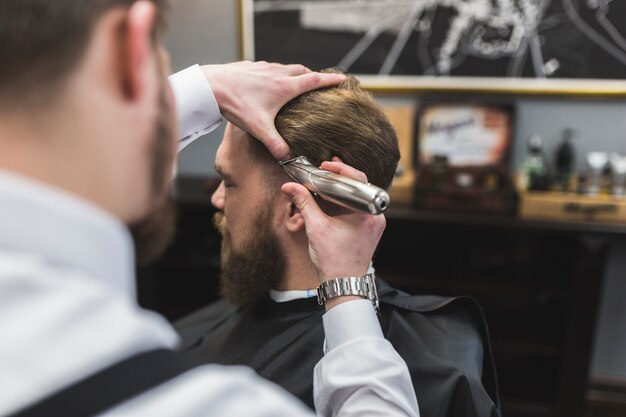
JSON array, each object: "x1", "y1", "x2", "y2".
[{"x1": 175, "y1": 278, "x2": 501, "y2": 417}]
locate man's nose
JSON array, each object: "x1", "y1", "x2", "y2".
[{"x1": 211, "y1": 181, "x2": 225, "y2": 210}]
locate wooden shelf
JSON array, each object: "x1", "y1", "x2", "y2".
[
  {"x1": 387, "y1": 206, "x2": 626, "y2": 236},
  {"x1": 174, "y1": 176, "x2": 626, "y2": 236}
]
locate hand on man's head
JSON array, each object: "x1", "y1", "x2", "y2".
[{"x1": 201, "y1": 61, "x2": 346, "y2": 161}]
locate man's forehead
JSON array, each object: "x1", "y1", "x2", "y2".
[
  {"x1": 226, "y1": 123, "x2": 255, "y2": 150},
  {"x1": 215, "y1": 123, "x2": 259, "y2": 174}
]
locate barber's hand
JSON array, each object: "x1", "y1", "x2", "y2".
[
  {"x1": 281, "y1": 159, "x2": 386, "y2": 295},
  {"x1": 201, "y1": 61, "x2": 345, "y2": 160}
]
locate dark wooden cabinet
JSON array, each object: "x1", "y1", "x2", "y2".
[
  {"x1": 376, "y1": 208, "x2": 619, "y2": 417},
  {"x1": 138, "y1": 177, "x2": 622, "y2": 417}
]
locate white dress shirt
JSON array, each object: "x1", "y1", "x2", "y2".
[{"x1": 0, "y1": 65, "x2": 419, "y2": 417}]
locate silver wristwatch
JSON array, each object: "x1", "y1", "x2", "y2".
[{"x1": 316, "y1": 274, "x2": 379, "y2": 311}]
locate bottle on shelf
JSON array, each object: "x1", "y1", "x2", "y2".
[
  {"x1": 585, "y1": 152, "x2": 609, "y2": 195},
  {"x1": 610, "y1": 153, "x2": 626, "y2": 197},
  {"x1": 554, "y1": 128, "x2": 576, "y2": 192},
  {"x1": 519, "y1": 134, "x2": 550, "y2": 191}
]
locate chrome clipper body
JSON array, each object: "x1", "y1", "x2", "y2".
[{"x1": 279, "y1": 156, "x2": 390, "y2": 215}]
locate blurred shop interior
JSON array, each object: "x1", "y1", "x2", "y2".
[{"x1": 137, "y1": 2, "x2": 626, "y2": 417}]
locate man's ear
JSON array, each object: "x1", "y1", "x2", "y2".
[
  {"x1": 120, "y1": 1, "x2": 157, "y2": 100},
  {"x1": 283, "y1": 199, "x2": 306, "y2": 233}
]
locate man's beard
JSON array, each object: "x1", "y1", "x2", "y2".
[
  {"x1": 214, "y1": 210, "x2": 286, "y2": 306},
  {"x1": 129, "y1": 83, "x2": 177, "y2": 265}
]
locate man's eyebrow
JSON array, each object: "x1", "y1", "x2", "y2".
[{"x1": 214, "y1": 164, "x2": 233, "y2": 180}]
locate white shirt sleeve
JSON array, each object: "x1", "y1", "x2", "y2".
[
  {"x1": 314, "y1": 300, "x2": 420, "y2": 417},
  {"x1": 168, "y1": 65, "x2": 222, "y2": 152}
]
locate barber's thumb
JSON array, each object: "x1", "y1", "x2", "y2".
[
  {"x1": 261, "y1": 127, "x2": 291, "y2": 161},
  {"x1": 281, "y1": 183, "x2": 323, "y2": 222}
]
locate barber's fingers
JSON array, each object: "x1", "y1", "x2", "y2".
[
  {"x1": 281, "y1": 182, "x2": 326, "y2": 229},
  {"x1": 257, "y1": 124, "x2": 291, "y2": 161},
  {"x1": 254, "y1": 61, "x2": 309, "y2": 74},
  {"x1": 293, "y1": 72, "x2": 346, "y2": 95},
  {"x1": 320, "y1": 160, "x2": 368, "y2": 183}
]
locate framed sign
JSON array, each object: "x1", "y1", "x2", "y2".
[
  {"x1": 413, "y1": 102, "x2": 517, "y2": 214},
  {"x1": 240, "y1": 0, "x2": 626, "y2": 95},
  {"x1": 417, "y1": 104, "x2": 513, "y2": 167}
]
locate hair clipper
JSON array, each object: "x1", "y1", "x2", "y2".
[{"x1": 279, "y1": 156, "x2": 390, "y2": 215}]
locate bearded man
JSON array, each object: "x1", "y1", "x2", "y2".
[{"x1": 176, "y1": 73, "x2": 501, "y2": 417}]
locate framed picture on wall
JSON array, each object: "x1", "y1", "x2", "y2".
[
  {"x1": 413, "y1": 101, "x2": 518, "y2": 214},
  {"x1": 240, "y1": 0, "x2": 626, "y2": 95},
  {"x1": 417, "y1": 103, "x2": 513, "y2": 167}
]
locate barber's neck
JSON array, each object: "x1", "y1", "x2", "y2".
[
  {"x1": 0, "y1": 106, "x2": 80, "y2": 188},
  {"x1": 0, "y1": 68, "x2": 157, "y2": 226}
]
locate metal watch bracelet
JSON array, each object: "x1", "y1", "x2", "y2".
[{"x1": 316, "y1": 274, "x2": 379, "y2": 311}]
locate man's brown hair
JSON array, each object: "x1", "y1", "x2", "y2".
[
  {"x1": 0, "y1": 0, "x2": 167, "y2": 106},
  {"x1": 251, "y1": 70, "x2": 400, "y2": 190}
]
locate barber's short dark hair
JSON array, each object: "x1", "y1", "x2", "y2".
[{"x1": 0, "y1": 0, "x2": 167, "y2": 106}]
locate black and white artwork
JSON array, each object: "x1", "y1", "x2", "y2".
[{"x1": 241, "y1": 0, "x2": 626, "y2": 91}]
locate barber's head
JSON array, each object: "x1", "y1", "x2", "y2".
[
  {"x1": 0, "y1": 0, "x2": 177, "y2": 262},
  {"x1": 212, "y1": 72, "x2": 399, "y2": 304}
]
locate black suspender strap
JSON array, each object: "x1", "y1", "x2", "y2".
[{"x1": 9, "y1": 349, "x2": 200, "y2": 417}]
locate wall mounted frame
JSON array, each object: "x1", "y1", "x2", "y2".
[{"x1": 240, "y1": 0, "x2": 626, "y2": 96}]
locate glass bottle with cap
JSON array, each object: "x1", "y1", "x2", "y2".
[
  {"x1": 519, "y1": 134, "x2": 550, "y2": 191},
  {"x1": 554, "y1": 128, "x2": 576, "y2": 192}
]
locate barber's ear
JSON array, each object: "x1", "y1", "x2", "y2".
[
  {"x1": 121, "y1": 1, "x2": 157, "y2": 100},
  {"x1": 284, "y1": 201, "x2": 306, "y2": 233}
]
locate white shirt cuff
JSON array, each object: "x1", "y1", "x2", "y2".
[
  {"x1": 168, "y1": 64, "x2": 222, "y2": 151},
  {"x1": 322, "y1": 299, "x2": 383, "y2": 352}
]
